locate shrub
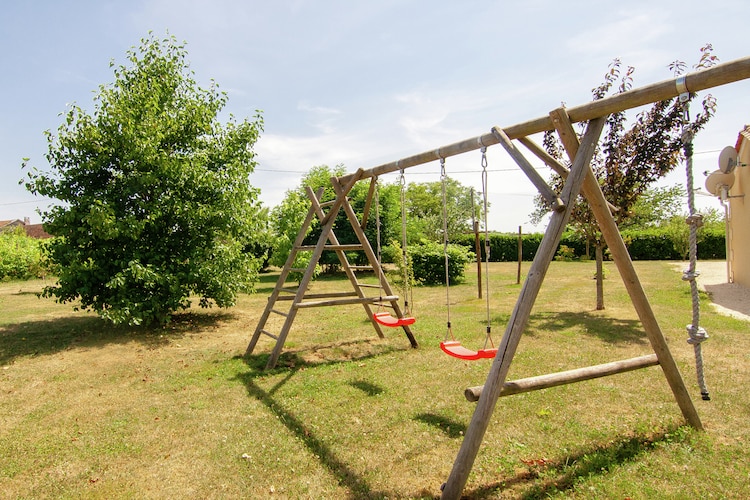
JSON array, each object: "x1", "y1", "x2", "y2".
[
  {"x1": 0, "y1": 228, "x2": 48, "y2": 281},
  {"x1": 410, "y1": 241, "x2": 473, "y2": 285},
  {"x1": 555, "y1": 245, "x2": 576, "y2": 261}
]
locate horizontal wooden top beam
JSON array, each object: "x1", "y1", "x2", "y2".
[{"x1": 339, "y1": 56, "x2": 750, "y2": 184}]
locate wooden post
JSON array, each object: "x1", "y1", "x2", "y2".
[
  {"x1": 517, "y1": 226, "x2": 522, "y2": 285},
  {"x1": 440, "y1": 117, "x2": 606, "y2": 500}
]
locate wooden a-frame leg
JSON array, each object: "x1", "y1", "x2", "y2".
[
  {"x1": 441, "y1": 117, "x2": 606, "y2": 500},
  {"x1": 549, "y1": 107, "x2": 702, "y2": 430},
  {"x1": 330, "y1": 177, "x2": 418, "y2": 348}
]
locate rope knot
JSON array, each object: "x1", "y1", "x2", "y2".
[
  {"x1": 685, "y1": 213, "x2": 704, "y2": 228},
  {"x1": 681, "y1": 126, "x2": 694, "y2": 146},
  {"x1": 686, "y1": 325, "x2": 709, "y2": 345},
  {"x1": 681, "y1": 270, "x2": 700, "y2": 282}
]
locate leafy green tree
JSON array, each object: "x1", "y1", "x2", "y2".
[
  {"x1": 535, "y1": 46, "x2": 717, "y2": 309},
  {"x1": 404, "y1": 177, "x2": 478, "y2": 244},
  {"x1": 21, "y1": 34, "x2": 265, "y2": 325},
  {"x1": 269, "y1": 165, "x2": 401, "y2": 274},
  {"x1": 622, "y1": 184, "x2": 687, "y2": 230}
]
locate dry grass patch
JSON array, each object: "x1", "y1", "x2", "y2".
[{"x1": 1, "y1": 261, "x2": 749, "y2": 498}]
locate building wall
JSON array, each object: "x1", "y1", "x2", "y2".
[{"x1": 730, "y1": 128, "x2": 750, "y2": 286}]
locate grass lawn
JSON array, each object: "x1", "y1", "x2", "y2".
[{"x1": 1, "y1": 261, "x2": 748, "y2": 499}]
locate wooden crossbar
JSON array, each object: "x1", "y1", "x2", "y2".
[
  {"x1": 295, "y1": 295, "x2": 399, "y2": 308},
  {"x1": 464, "y1": 354, "x2": 659, "y2": 402},
  {"x1": 276, "y1": 291, "x2": 358, "y2": 301},
  {"x1": 296, "y1": 244, "x2": 365, "y2": 251},
  {"x1": 340, "y1": 56, "x2": 750, "y2": 184}
]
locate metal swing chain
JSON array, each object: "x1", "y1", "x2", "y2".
[
  {"x1": 480, "y1": 147, "x2": 494, "y2": 349},
  {"x1": 400, "y1": 169, "x2": 413, "y2": 315},
  {"x1": 374, "y1": 176, "x2": 385, "y2": 306},
  {"x1": 679, "y1": 85, "x2": 710, "y2": 401},
  {"x1": 440, "y1": 158, "x2": 453, "y2": 341}
]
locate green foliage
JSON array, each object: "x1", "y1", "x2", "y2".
[
  {"x1": 383, "y1": 239, "x2": 416, "y2": 292},
  {"x1": 410, "y1": 241, "x2": 473, "y2": 285},
  {"x1": 453, "y1": 232, "x2": 543, "y2": 262},
  {"x1": 404, "y1": 177, "x2": 478, "y2": 244},
  {"x1": 21, "y1": 34, "x2": 265, "y2": 325},
  {"x1": 661, "y1": 216, "x2": 691, "y2": 259},
  {"x1": 623, "y1": 184, "x2": 687, "y2": 230},
  {"x1": 451, "y1": 224, "x2": 725, "y2": 262},
  {"x1": 0, "y1": 228, "x2": 48, "y2": 281},
  {"x1": 554, "y1": 245, "x2": 576, "y2": 262},
  {"x1": 533, "y1": 46, "x2": 718, "y2": 244},
  {"x1": 270, "y1": 165, "x2": 401, "y2": 273}
]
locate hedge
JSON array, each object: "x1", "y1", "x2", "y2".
[{"x1": 452, "y1": 226, "x2": 725, "y2": 262}]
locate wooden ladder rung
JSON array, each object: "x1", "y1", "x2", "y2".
[
  {"x1": 296, "y1": 244, "x2": 365, "y2": 251},
  {"x1": 349, "y1": 266, "x2": 374, "y2": 271},
  {"x1": 270, "y1": 309, "x2": 288, "y2": 317},
  {"x1": 358, "y1": 284, "x2": 381, "y2": 289},
  {"x1": 277, "y1": 291, "x2": 358, "y2": 301},
  {"x1": 296, "y1": 295, "x2": 399, "y2": 309},
  {"x1": 260, "y1": 329, "x2": 279, "y2": 340}
]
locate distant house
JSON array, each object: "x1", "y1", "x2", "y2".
[
  {"x1": 0, "y1": 218, "x2": 52, "y2": 239},
  {"x1": 705, "y1": 125, "x2": 750, "y2": 287}
]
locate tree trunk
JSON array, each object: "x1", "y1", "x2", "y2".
[{"x1": 595, "y1": 240, "x2": 605, "y2": 310}]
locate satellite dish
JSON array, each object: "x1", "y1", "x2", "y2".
[
  {"x1": 704, "y1": 170, "x2": 735, "y2": 196},
  {"x1": 718, "y1": 146, "x2": 738, "y2": 174}
]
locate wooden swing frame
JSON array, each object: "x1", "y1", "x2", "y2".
[{"x1": 243, "y1": 56, "x2": 750, "y2": 499}]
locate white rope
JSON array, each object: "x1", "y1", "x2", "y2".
[{"x1": 681, "y1": 98, "x2": 710, "y2": 401}]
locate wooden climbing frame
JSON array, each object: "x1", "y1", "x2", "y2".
[{"x1": 243, "y1": 55, "x2": 750, "y2": 500}]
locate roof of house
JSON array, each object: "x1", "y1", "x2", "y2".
[
  {"x1": 0, "y1": 219, "x2": 25, "y2": 228},
  {"x1": 0, "y1": 219, "x2": 52, "y2": 239},
  {"x1": 23, "y1": 224, "x2": 52, "y2": 239}
]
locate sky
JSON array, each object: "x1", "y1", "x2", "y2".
[{"x1": 1, "y1": 0, "x2": 748, "y2": 232}]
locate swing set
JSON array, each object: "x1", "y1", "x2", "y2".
[
  {"x1": 372, "y1": 170, "x2": 416, "y2": 328},
  {"x1": 439, "y1": 149, "x2": 498, "y2": 360},
  {"x1": 243, "y1": 56, "x2": 750, "y2": 500}
]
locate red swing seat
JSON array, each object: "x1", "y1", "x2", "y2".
[
  {"x1": 440, "y1": 340, "x2": 497, "y2": 360},
  {"x1": 374, "y1": 311, "x2": 416, "y2": 327}
]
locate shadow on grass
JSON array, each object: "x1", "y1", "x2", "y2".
[
  {"x1": 461, "y1": 425, "x2": 688, "y2": 499},
  {"x1": 348, "y1": 379, "x2": 385, "y2": 396},
  {"x1": 0, "y1": 310, "x2": 234, "y2": 366},
  {"x1": 245, "y1": 337, "x2": 409, "y2": 371},
  {"x1": 235, "y1": 343, "x2": 409, "y2": 499},
  {"x1": 414, "y1": 412, "x2": 466, "y2": 439},
  {"x1": 237, "y1": 339, "x2": 687, "y2": 499},
  {"x1": 527, "y1": 311, "x2": 648, "y2": 345}
]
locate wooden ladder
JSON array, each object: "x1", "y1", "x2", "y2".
[{"x1": 245, "y1": 182, "x2": 417, "y2": 369}]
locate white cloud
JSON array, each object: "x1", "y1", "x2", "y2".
[{"x1": 297, "y1": 101, "x2": 343, "y2": 134}]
